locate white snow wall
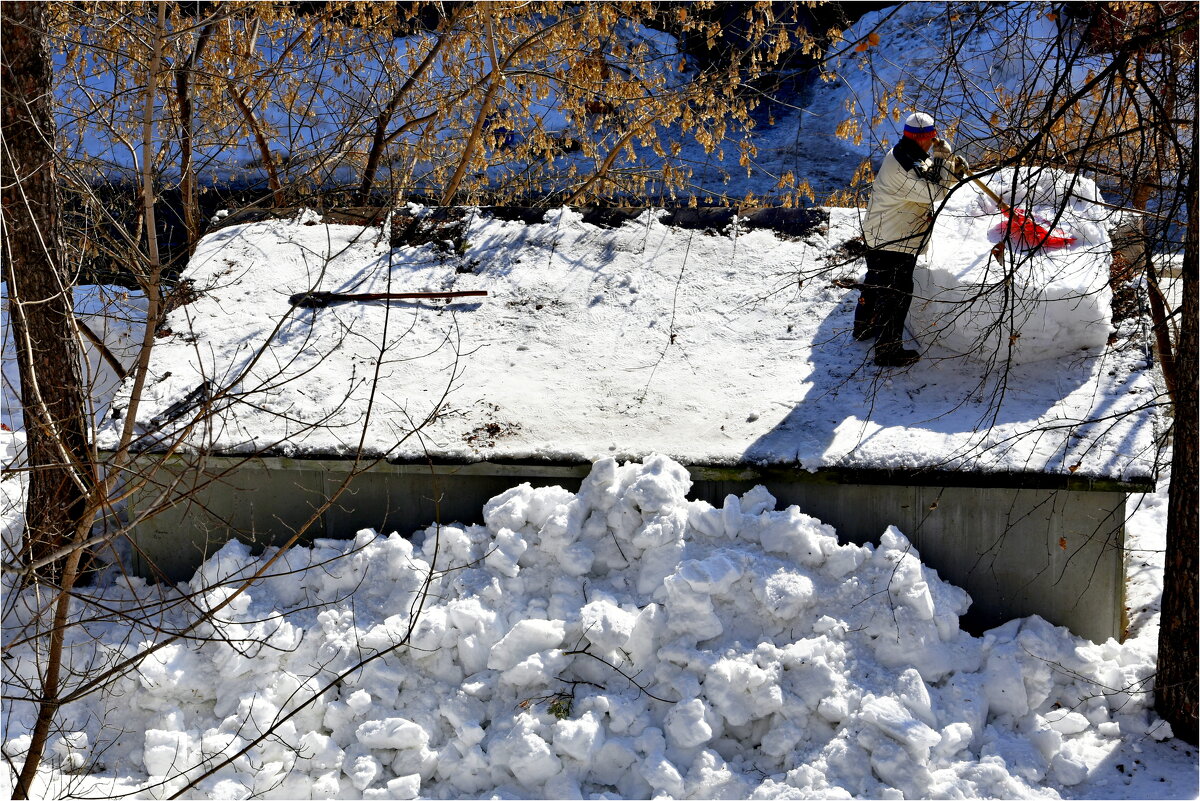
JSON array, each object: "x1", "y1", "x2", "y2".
[{"x1": 912, "y1": 169, "x2": 1115, "y2": 365}]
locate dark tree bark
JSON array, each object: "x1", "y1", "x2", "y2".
[
  {"x1": 1, "y1": 0, "x2": 90, "y2": 579},
  {"x1": 1156, "y1": 116, "x2": 1198, "y2": 746},
  {"x1": 176, "y1": 21, "x2": 215, "y2": 250}
]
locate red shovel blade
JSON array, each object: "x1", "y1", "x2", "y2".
[{"x1": 994, "y1": 207, "x2": 1076, "y2": 249}]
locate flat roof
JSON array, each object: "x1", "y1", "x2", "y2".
[{"x1": 98, "y1": 207, "x2": 1162, "y2": 487}]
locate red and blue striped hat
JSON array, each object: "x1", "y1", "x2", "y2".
[{"x1": 903, "y1": 112, "x2": 937, "y2": 138}]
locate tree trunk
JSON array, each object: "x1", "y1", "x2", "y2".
[
  {"x1": 1155, "y1": 118, "x2": 1198, "y2": 746},
  {"x1": 0, "y1": 0, "x2": 90, "y2": 580},
  {"x1": 176, "y1": 21, "x2": 215, "y2": 251}
]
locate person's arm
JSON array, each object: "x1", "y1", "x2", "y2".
[{"x1": 879, "y1": 153, "x2": 948, "y2": 205}]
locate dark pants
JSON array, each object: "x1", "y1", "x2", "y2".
[{"x1": 855, "y1": 249, "x2": 917, "y2": 352}]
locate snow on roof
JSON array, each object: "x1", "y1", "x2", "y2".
[{"x1": 99, "y1": 198, "x2": 1161, "y2": 483}]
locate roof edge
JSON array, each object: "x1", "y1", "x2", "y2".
[{"x1": 116, "y1": 451, "x2": 1154, "y2": 493}]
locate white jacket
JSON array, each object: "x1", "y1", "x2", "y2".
[{"x1": 862, "y1": 137, "x2": 957, "y2": 255}]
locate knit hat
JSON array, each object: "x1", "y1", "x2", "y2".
[{"x1": 903, "y1": 112, "x2": 936, "y2": 139}]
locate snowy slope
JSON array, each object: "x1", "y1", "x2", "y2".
[
  {"x1": 803, "y1": 3, "x2": 1081, "y2": 159},
  {"x1": 1, "y1": 285, "x2": 147, "y2": 431}
]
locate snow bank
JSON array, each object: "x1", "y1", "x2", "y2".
[
  {"x1": 1, "y1": 284, "x2": 146, "y2": 431},
  {"x1": 3, "y1": 456, "x2": 1173, "y2": 799},
  {"x1": 913, "y1": 168, "x2": 1116, "y2": 364}
]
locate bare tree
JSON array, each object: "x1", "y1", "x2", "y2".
[
  {"x1": 1159, "y1": 119, "x2": 1197, "y2": 744},
  {"x1": 1, "y1": 1, "x2": 91, "y2": 581},
  {"x1": 2, "y1": 3, "x2": 95, "y2": 795},
  {"x1": 3, "y1": 4, "x2": 465, "y2": 793}
]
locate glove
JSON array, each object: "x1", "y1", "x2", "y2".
[
  {"x1": 930, "y1": 137, "x2": 952, "y2": 160},
  {"x1": 950, "y1": 154, "x2": 969, "y2": 175}
]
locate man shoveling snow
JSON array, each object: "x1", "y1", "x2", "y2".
[{"x1": 855, "y1": 112, "x2": 968, "y2": 367}]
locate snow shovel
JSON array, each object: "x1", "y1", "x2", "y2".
[{"x1": 953, "y1": 166, "x2": 1076, "y2": 250}]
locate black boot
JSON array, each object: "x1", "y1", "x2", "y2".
[{"x1": 875, "y1": 345, "x2": 920, "y2": 367}]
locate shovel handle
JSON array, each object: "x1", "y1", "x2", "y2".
[{"x1": 952, "y1": 166, "x2": 1011, "y2": 214}]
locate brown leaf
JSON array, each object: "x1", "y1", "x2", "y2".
[{"x1": 1058, "y1": 537, "x2": 1068, "y2": 550}]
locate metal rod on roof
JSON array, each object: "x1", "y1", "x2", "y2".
[{"x1": 289, "y1": 290, "x2": 488, "y2": 308}]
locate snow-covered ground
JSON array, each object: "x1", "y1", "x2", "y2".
[{"x1": 2, "y1": 439, "x2": 1196, "y2": 799}]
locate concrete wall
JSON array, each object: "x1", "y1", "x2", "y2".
[
  {"x1": 126, "y1": 458, "x2": 1126, "y2": 643},
  {"x1": 696, "y1": 478, "x2": 1126, "y2": 642}
]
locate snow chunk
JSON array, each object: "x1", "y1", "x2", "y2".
[
  {"x1": 355, "y1": 718, "x2": 428, "y2": 750},
  {"x1": 579, "y1": 599, "x2": 637, "y2": 652},
  {"x1": 488, "y1": 619, "x2": 566, "y2": 671},
  {"x1": 554, "y1": 711, "x2": 605, "y2": 765},
  {"x1": 491, "y1": 715, "x2": 563, "y2": 787}
]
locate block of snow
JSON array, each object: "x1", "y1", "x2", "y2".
[
  {"x1": 896, "y1": 668, "x2": 937, "y2": 729},
  {"x1": 579, "y1": 599, "x2": 637, "y2": 652},
  {"x1": 487, "y1": 619, "x2": 566, "y2": 671},
  {"x1": 310, "y1": 771, "x2": 341, "y2": 799},
  {"x1": 355, "y1": 717, "x2": 429, "y2": 750},
  {"x1": 640, "y1": 752, "x2": 686, "y2": 797},
  {"x1": 554, "y1": 711, "x2": 606, "y2": 764},
  {"x1": 913, "y1": 168, "x2": 1115, "y2": 364},
  {"x1": 142, "y1": 729, "x2": 195, "y2": 777},
  {"x1": 753, "y1": 568, "x2": 816, "y2": 620},
  {"x1": 663, "y1": 574, "x2": 724, "y2": 641},
  {"x1": 675, "y1": 554, "x2": 741, "y2": 595},
  {"x1": 499, "y1": 650, "x2": 570, "y2": 687},
  {"x1": 345, "y1": 689, "x2": 373, "y2": 715},
  {"x1": 859, "y1": 695, "x2": 942, "y2": 760},
  {"x1": 492, "y1": 718, "x2": 563, "y2": 786},
  {"x1": 1044, "y1": 710, "x2": 1090, "y2": 735},
  {"x1": 665, "y1": 698, "x2": 715, "y2": 750},
  {"x1": 484, "y1": 527, "x2": 528, "y2": 577},
  {"x1": 1050, "y1": 751, "x2": 1089, "y2": 786},
  {"x1": 342, "y1": 748, "x2": 381, "y2": 792},
  {"x1": 297, "y1": 731, "x2": 343, "y2": 772},
  {"x1": 704, "y1": 656, "x2": 782, "y2": 727}
]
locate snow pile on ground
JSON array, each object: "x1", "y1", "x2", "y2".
[
  {"x1": 912, "y1": 167, "x2": 1117, "y2": 364},
  {"x1": 4, "y1": 455, "x2": 1187, "y2": 800}
]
